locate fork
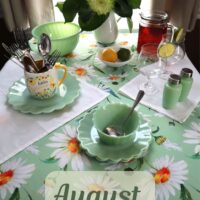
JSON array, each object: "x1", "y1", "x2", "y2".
[
  {"x1": 47, "y1": 50, "x2": 61, "y2": 66},
  {"x1": 38, "y1": 50, "x2": 61, "y2": 73},
  {"x1": 2, "y1": 42, "x2": 24, "y2": 62},
  {"x1": 9, "y1": 43, "x2": 24, "y2": 61},
  {"x1": 13, "y1": 28, "x2": 30, "y2": 50}
]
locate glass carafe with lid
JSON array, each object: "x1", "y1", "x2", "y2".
[{"x1": 137, "y1": 10, "x2": 169, "y2": 53}]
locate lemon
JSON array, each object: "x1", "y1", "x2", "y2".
[
  {"x1": 174, "y1": 28, "x2": 184, "y2": 43},
  {"x1": 101, "y1": 48, "x2": 118, "y2": 62},
  {"x1": 158, "y1": 43, "x2": 176, "y2": 58},
  {"x1": 117, "y1": 48, "x2": 131, "y2": 61}
]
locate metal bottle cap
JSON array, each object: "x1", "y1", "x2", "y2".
[
  {"x1": 168, "y1": 74, "x2": 181, "y2": 85},
  {"x1": 181, "y1": 68, "x2": 193, "y2": 78}
]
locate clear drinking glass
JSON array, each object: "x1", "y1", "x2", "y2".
[
  {"x1": 137, "y1": 43, "x2": 161, "y2": 95},
  {"x1": 158, "y1": 37, "x2": 185, "y2": 79}
]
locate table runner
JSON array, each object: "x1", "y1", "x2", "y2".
[{"x1": 0, "y1": 59, "x2": 108, "y2": 164}]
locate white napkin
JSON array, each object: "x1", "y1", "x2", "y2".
[
  {"x1": 119, "y1": 55, "x2": 200, "y2": 123},
  {"x1": 0, "y1": 59, "x2": 108, "y2": 164}
]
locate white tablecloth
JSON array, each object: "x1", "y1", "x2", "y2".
[{"x1": 0, "y1": 59, "x2": 108, "y2": 164}]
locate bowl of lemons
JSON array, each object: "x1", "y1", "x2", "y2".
[{"x1": 97, "y1": 46, "x2": 133, "y2": 68}]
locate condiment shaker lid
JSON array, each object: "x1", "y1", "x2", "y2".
[
  {"x1": 181, "y1": 68, "x2": 193, "y2": 78},
  {"x1": 168, "y1": 74, "x2": 181, "y2": 85}
]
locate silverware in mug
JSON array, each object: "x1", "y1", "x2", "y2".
[
  {"x1": 23, "y1": 53, "x2": 40, "y2": 73},
  {"x1": 38, "y1": 33, "x2": 51, "y2": 67}
]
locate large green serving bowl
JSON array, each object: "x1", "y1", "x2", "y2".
[
  {"x1": 31, "y1": 22, "x2": 81, "y2": 56},
  {"x1": 93, "y1": 103, "x2": 140, "y2": 145}
]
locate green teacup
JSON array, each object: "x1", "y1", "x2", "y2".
[{"x1": 93, "y1": 103, "x2": 139, "y2": 145}]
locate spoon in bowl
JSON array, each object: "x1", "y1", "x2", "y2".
[
  {"x1": 38, "y1": 33, "x2": 51, "y2": 69},
  {"x1": 105, "y1": 90, "x2": 145, "y2": 137}
]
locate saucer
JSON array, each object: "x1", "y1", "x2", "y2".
[
  {"x1": 7, "y1": 73, "x2": 80, "y2": 114},
  {"x1": 77, "y1": 111, "x2": 152, "y2": 162},
  {"x1": 97, "y1": 46, "x2": 134, "y2": 68}
]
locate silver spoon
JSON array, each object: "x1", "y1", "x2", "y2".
[
  {"x1": 105, "y1": 90, "x2": 145, "y2": 136},
  {"x1": 23, "y1": 54, "x2": 37, "y2": 73},
  {"x1": 38, "y1": 33, "x2": 51, "y2": 68}
]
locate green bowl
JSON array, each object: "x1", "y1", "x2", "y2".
[
  {"x1": 31, "y1": 22, "x2": 81, "y2": 56},
  {"x1": 93, "y1": 103, "x2": 139, "y2": 145}
]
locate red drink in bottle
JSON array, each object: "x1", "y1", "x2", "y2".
[{"x1": 137, "y1": 11, "x2": 169, "y2": 53}]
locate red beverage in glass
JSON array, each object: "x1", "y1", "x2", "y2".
[{"x1": 137, "y1": 11, "x2": 169, "y2": 53}]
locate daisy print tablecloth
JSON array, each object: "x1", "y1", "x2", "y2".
[{"x1": 0, "y1": 32, "x2": 200, "y2": 200}]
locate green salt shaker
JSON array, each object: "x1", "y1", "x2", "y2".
[
  {"x1": 162, "y1": 74, "x2": 182, "y2": 109},
  {"x1": 179, "y1": 68, "x2": 193, "y2": 102}
]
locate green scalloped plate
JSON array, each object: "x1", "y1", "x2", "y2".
[
  {"x1": 7, "y1": 73, "x2": 80, "y2": 114},
  {"x1": 77, "y1": 111, "x2": 152, "y2": 163}
]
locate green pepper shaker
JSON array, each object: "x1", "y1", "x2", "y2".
[
  {"x1": 162, "y1": 74, "x2": 182, "y2": 109},
  {"x1": 179, "y1": 68, "x2": 193, "y2": 102}
]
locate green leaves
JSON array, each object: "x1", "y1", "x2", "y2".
[
  {"x1": 41, "y1": 157, "x2": 57, "y2": 164},
  {"x1": 190, "y1": 153, "x2": 200, "y2": 159},
  {"x1": 79, "y1": 11, "x2": 109, "y2": 31},
  {"x1": 78, "y1": 0, "x2": 109, "y2": 31},
  {"x1": 57, "y1": 0, "x2": 141, "y2": 31},
  {"x1": 127, "y1": 17, "x2": 133, "y2": 33},
  {"x1": 56, "y1": 2, "x2": 64, "y2": 12},
  {"x1": 127, "y1": 0, "x2": 141, "y2": 9},
  {"x1": 180, "y1": 184, "x2": 193, "y2": 200},
  {"x1": 114, "y1": 0, "x2": 132, "y2": 17},
  {"x1": 57, "y1": 0, "x2": 108, "y2": 31},
  {"x1": 9, "y1": 188, "x2": 20, "y2": 200},
  {"x1": 62, "y1": 0, "x2": 80, "y2": 22}
]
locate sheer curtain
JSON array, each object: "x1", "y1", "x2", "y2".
[{"x1": 0, "y1": 0, "x2": 55, "y2": 32}]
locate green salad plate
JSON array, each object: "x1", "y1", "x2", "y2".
[
  {"x1": 7, "y1": 73, "x2": 80, "y2": 114},
  {"x1": 77, "y1": 111, "x2": 152, "y2": 163}
]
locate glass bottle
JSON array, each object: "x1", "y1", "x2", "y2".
[
  {"x1": 162, "y1": 74, "x2": 182, "y2": 109},
  {"x1": 179, "y1": 68, "x2": 193, "y2": 102},
  {"x1": 137, "y1": 10, "x2": 169, "y2": 53}
]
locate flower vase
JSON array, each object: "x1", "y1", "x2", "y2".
[{"x1": 94, "y1": 12, "x2": 118, "y2": 45}]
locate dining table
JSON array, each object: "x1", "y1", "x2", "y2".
[{"x1": 0, "y1": 30, "x2": 200, "y2": 200}]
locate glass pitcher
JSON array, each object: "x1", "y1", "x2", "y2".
[{"x1": 137, "y1": 10, "x2": 169, "y2": 53}]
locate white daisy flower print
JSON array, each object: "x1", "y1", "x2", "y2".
[
  {"x1": 38, "y1": 184, "x2": 45, "y2": 198},
  {"x1": 0, "y1": 158, "x2": 35, "y2": 199},
  {"x1": 25, "y1": 144, "x2": 39, "y2": 155},
  {"x1": 183, "y1": 122, "x2": 200, "y2": 154},
  {"x1": 162, "y1": 139, "x2": 182, "y2": 151},
  {"x1": 99, "y1": 73, "x2": 128, "y2": 83},
  {"x1": 155, "y1": 136, "x2": 182, "y2": 151},
  {"x1": 38, "y1": 172, "x2": 60, "y2": 198},
  {"x1": 149, "y1": 155, "x2": 188, "y2": 200},
  {"x1": 104, "y1": 162, "x2": 129, "y2": 171},
  {"x1": 47, "y1": 125, "x2": 90, "y2": 170},
  {"x1": 154, "y1": 112, "x2": 165, "y2": 118},
  {"x1": 75, "y1": 174, "x2": 120, "y2": 196},
  {"x1": 38, "y1": 180, "x2": 56, "y2": 198},
  {"x1": 138, "y1": 113, "x2": 152, "y2": 123},
  {"x1": 69, "y1": 64, "x2": 96, "y2": 82}
]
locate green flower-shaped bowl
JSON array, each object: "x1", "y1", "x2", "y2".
[
  {"x1": 77, "y1": 111, "x2": 152, "y2": 162},
  {"x1": 93, "y1": 103, "x2": 139, "y2": 145},
  {"x1": 32, "y1": 22, "x2": 81, "y2": 56}
]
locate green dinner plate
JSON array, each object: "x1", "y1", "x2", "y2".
[
  {"x1": 77, "y1": 111, "x2": 152, "y2": 162},
  {"x1": 7, "y1": 73, "x2": 80, "y2": 114}
]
